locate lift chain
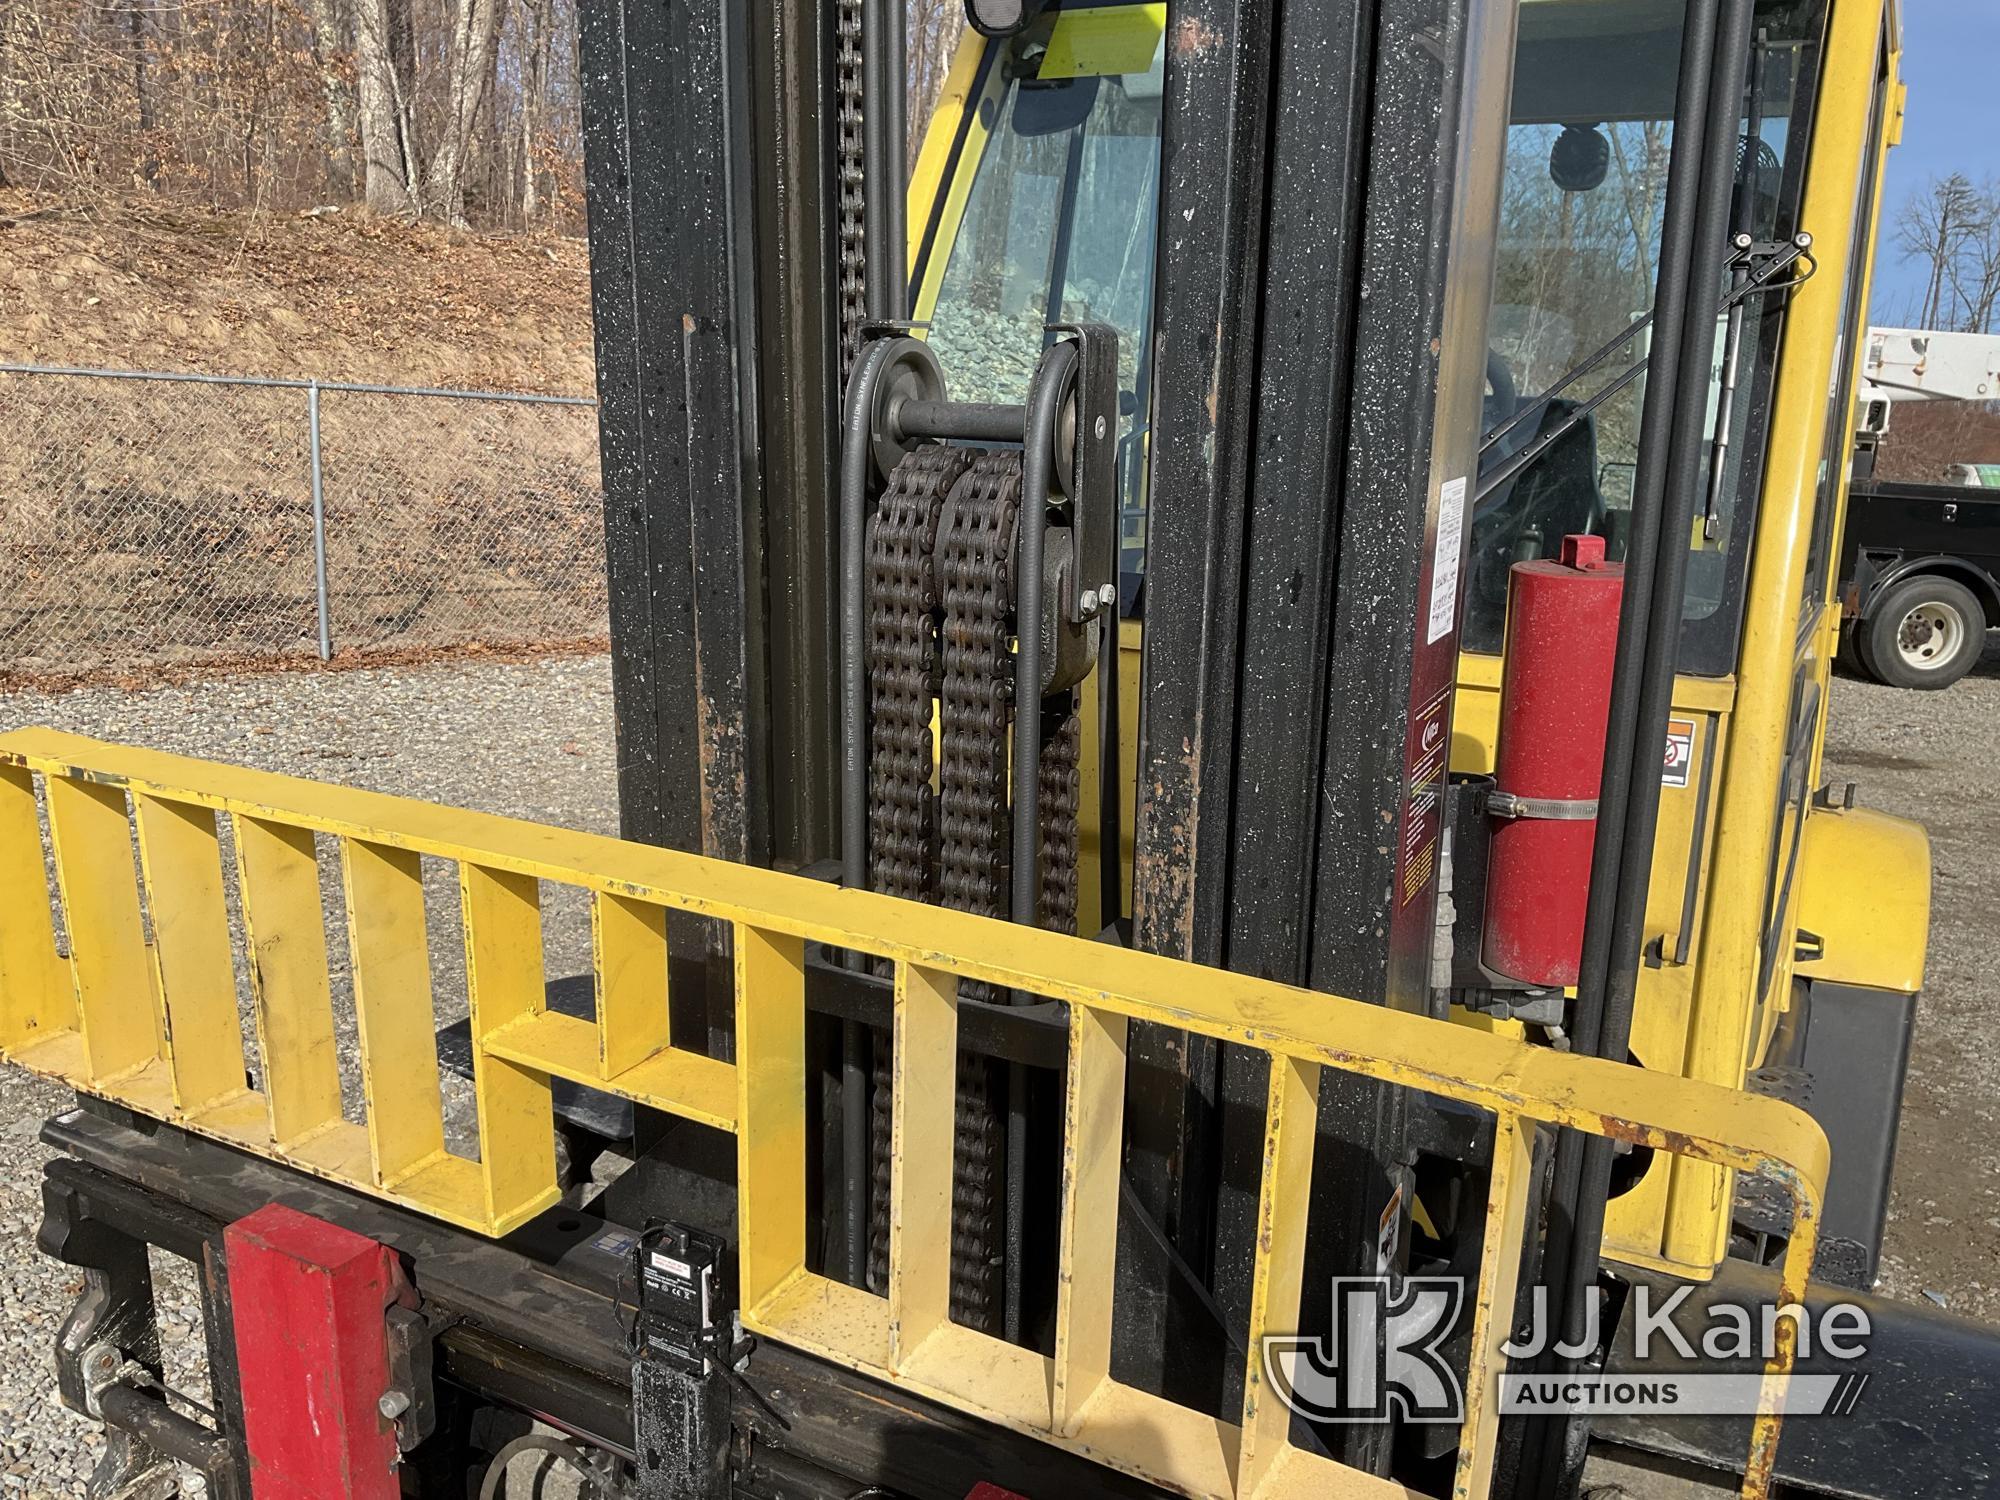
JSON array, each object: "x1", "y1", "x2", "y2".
[
  {"x1": 1038, "y1": 695, "x2": 1081, "y2": 937},
  {"x1": 933, "y1": 453, "x2": 1021, "y2": 1332},
  {"x1": 865, "y1": 444, "x2": 973, "y2": 909},
  {"x1": 858, "y1": 445, "x2": 1083, "y2": 1332},
  {"x1": 936, "y1": 454, "x2": 1025, "y2": 945},
  {"x1": 834, "y1": 0, "x2": 867, "y2": 371},
  {"x1": 861, "y1": 444, "x2": 966, "y2": 1299}
]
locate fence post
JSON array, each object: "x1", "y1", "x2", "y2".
[{"x1": 307, "y1": 380, "x2": 332, "y2": 661}]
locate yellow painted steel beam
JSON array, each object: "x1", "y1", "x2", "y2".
[
  {"x1": 1051, "y1": 1002, "x2": 1126, "y2": 1434},
  {"x1": 0, "y1": 728, "x2": 1832, "y2": 1183},
  {"x1": 593, "y1": 891, "x2": 671, "y2": 1077},
  {"x1": 45, "y1": 773, "x2": 160, "y2": 1081},
  {"x1": 888, "y1": 962, "x2": 957, "y2": 1366},
  {"x1": 1454, "y1": 1114, "x2": 1535, "y2": 1498},
  {"x1": 1237, "y1": 1055, "x2": 1321, "y2": 1497},
  {"x1": 132, "y1": 795, "x2": 249, "y2": 1114},
  {"x1": 233, "y1": 815, "x2": 343, "y2": 1148},
  {"x1": 734, "y1": 921, "x2": 807, "y2": 1312},
  {"x1": 460, "y1": 864, "x2": 561, "y2": 1227},
  {"x1": 341, "y1": 837, "x2": 447, "y2": 1189},
  {"x1": 0, "y1": 765, "x2": 74, "y2": 1049}
]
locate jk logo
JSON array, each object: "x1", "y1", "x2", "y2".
[{"x1": 1261, "y1": 1277, "x2": 1465, "y2": 1424}]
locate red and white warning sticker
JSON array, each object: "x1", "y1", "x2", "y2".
[{"x1": 1662, "y1": 718, "x2": 1696, "y2": 788}]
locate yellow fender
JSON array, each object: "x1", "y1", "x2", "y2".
[{"x1": 1793, "y1": 805, "x2": 1931, "y2": 995}]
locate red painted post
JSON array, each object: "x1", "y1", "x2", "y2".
[{"x1": 224, "y1": 1203, "x2": 404, "y2": 1499}]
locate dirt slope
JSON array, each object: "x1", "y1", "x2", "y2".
[{"x1": 0, "y1": 190, "x2": 595, "y2": 394}]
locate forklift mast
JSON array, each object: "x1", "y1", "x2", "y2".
[{"x1": 584, "y1": 0, "x2": 1513, "y2": 1469}]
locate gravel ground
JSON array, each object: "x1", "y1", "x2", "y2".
[
  {"x1": 1823, "y1": 633, "x2": 2000, "y2": 1323},
  {"x1": 0, "y1": 643, "x2": 1993, "y2": 1493},
  {"x1": 0, "y1": 655, "x2": 618, "y2": 1495}
]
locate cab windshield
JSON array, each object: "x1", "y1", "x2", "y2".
[
  {"x1": 913, "y1": 0, "x2": 1826, "y2": 673},
  {"x1": 1474, "y1": 0, "x2": 1822, "y2": 669},
  {"x1": 914, "y1": 4, "x2": 1163, "y2": 607}
]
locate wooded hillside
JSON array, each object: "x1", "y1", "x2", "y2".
[
  {"x1": 0, "y1": 0, "x2": 584, "y2": 231},
  {"x1": 0, "y1": 1, "x2": 970, "y2": 234}
]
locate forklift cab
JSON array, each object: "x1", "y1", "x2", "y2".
[
  {"x1": 906, "y1": 0, "x2": 1921, "y2": 1293},
  {"x1": 914, "y1": 0, "x2": 1819, "y2": 654}
]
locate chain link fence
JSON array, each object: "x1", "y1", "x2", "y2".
[{"x1": 0, "y1": 364, "x2": 606, "y2": 684}]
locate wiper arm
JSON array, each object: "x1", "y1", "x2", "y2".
[
  {"x1": 1482, "y1": 313, "x2": 1656, "y2": 456},
  {"x1": 1476, "y1": 232, "x2": 1815, "y2": 505}
]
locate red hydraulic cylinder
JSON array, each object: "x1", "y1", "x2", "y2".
[
  {"x1": 1481, "y1": 533, "x2": 1624, "y2": 987},
  {"x1": 224, "y1": 1203, "x2": 405, "y2": 1500}
]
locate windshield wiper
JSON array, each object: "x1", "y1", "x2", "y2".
[{"x1": 1476, "y1": 231, "x2": 1815, "y2": 505}]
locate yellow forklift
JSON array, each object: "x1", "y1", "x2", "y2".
[{"x1": 0, "y1": 0, "x2": 1986, "y2": 1498}]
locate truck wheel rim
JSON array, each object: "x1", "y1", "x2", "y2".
[{"x1": 1895, "y1": 601, "x2": 1965, "y2": 669}]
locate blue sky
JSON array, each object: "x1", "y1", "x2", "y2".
[{"x1": 1868, "y1": 1, "x2": 2000, "y2": 323}]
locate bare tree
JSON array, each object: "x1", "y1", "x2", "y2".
[
  {"x1": 516, "y1": 0, "x2": 552, "y2": 220},
  {"x1": 127, "y1": 2, "x2": 158, "y2": 187},
  {"x1": 0, "y1": 0, "x2": 28, "y2": 186},
  {"x1": 305, "y1": 0, "x2": 356, "y2": 198},
  {"x1": 0, "y1": 0, "x2": 576, "y2": 232},
  {"x1": 428, "y1": 0, "x2": 505, "y2": 226},
  {"x1": 1940, "y1": 180, "x2": 2000, "y2": 335},
  {"x1": 906, "y1": 0, "x2": 966, "y2": 173},
  {"x1": 353, "y1": 0, "x2": 420, "y2": 214},
  {"x1": 1897, "y1": 173, "x2": 1987, "y2": 330}
]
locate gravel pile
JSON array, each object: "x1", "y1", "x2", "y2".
[{"x1": 926, "y1": 287, "x2": 1143, "y2": 406}]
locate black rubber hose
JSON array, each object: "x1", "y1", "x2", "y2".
[
  {"x1": 840, "y1": 340, "x2": 897, "y2": 895},
  {"x1": 1563, "y1": 0, "x2": 1761, "y2": 1335},
  {"x1": 839, "y1": 339, "x2": 896, "y2": 1287},
  {"x1": 1010, "y1": 340, "x2": 1078, "y2": 927},
  {"x1": 861, "y1": 0, "x2": 898, "y2": 322},
  {"x1": 1522, "y1": 0, "x2": 1727, "y2": 1487},
  {"x1": 884, "y1": 0, "x2": 909, "y2": 318},
  {"x1": 1568, "y1": 9, "x2": 1726, "y2": 1074},
  {"x1": 1097, "y1": 596, "x2": 1123, "y2": 930}
]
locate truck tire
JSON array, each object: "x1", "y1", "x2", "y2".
[
  {"x1": 1861, "y1": 574, "x2": 1986, "y2": 689},
  {"x1": 1837, "y1": 619, "x2": 1880, "y2": 682}
]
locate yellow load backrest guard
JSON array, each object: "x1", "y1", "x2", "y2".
[{"x1": 0, "y1": 727, "x2": 1825, "y2": 1500}]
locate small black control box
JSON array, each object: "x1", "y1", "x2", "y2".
[{"x1": 635, "y1": 1222, "x2": 728, "y2": 1377}]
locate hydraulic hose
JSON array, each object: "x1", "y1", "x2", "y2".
[
  {"x1": 1521, "y1": 0, "x2": 1751, "y2": 1489},
  {"x1": 1563, "y1": 0, "x2": 1762, "y2": 1341},
  {"x1": 838, "y1": 339, "x2": 897, "y2": 1287}
]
